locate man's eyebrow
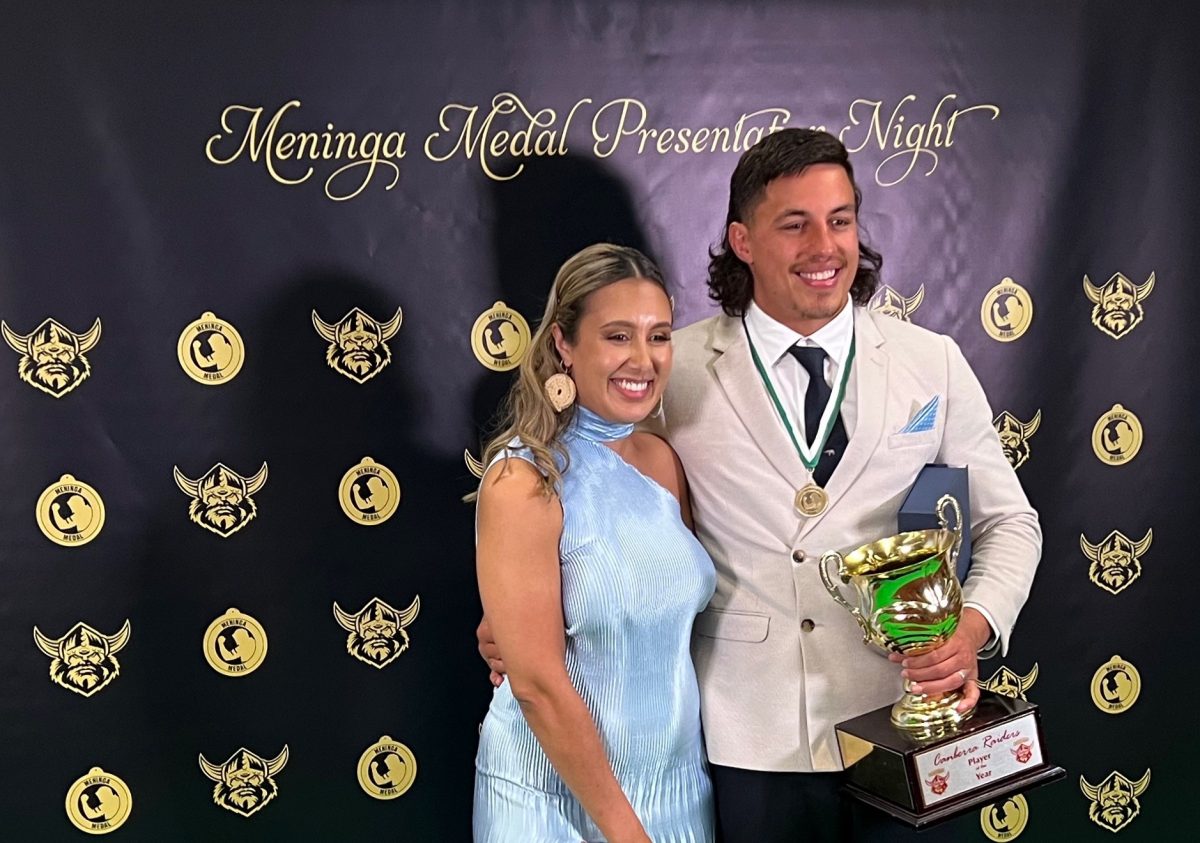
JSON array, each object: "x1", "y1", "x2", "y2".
[{"x1": 773, "y1": 203, "x2": 856, "y2": 222}]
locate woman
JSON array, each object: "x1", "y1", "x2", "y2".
[{"x1": 472, "y1": 244, "x2": 716, "y2": 842}]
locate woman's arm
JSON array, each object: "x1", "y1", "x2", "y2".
[{"x1": 477, "y1": 459, "x2": 649, "y2": 843}]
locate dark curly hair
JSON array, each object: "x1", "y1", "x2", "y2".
[{"x1": 707, "y1": 128, "x2": 882, "y2": 316}]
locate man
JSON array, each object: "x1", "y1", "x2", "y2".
[
  {"x1": 480, "y1": 128, "x2": 1040, "y2": 840},
  {"x1": 665, "y1": 128, "x2": 1040, "y2": 840}
]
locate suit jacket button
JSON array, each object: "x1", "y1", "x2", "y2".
[
  {"x1": 791, "y1": 549, "x2": 806, "y2": 564},
  {"x1": 801, "y1": 619, "x2": 816, "y2": 632}
]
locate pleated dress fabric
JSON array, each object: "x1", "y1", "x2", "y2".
[{"x1": 473, "y1": 408, "x2": 717, "y2": 843}]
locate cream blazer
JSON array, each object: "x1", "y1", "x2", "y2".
[{"x1": 662, "y1": 308, "x2": 1041, "y2": 773}]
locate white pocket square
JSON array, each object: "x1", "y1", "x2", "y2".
[{"x1": 898, "y1": 396, "x2": 939, "y2": 433}]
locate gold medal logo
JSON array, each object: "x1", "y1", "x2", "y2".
[
  {"x1": 980, "y1": 663, "x2": 1038, "y2": 701},
  {"x1": 980, "y1": 793, "x2": 1029, "y2": 841},
  {"x1": 338, "y1": 457, "x2": 400, "y2": 525},
  {"x1": 1084, "y1": 272, "x2": 1154, "y2": 339},
  {"x1": 34, "y1": 619, "x2": 131, "y2": 697},
  {"x1": 312, "y1": 306, "x2": 402, "y2": 384},
  {"x1": 1091, "y1": 404, "x2": 1142, "y2": 465},
  {"x1": 794, "y1": 485, "x2": 828, "y2": 517},
  {"x1": 1081, "y1": 528, "x2": 1151, "y2": 596},
  {"x1": 471, "y1": 301, "x2": 531, "y2": 371},
  {"x1": 3, "y1": 316, "x2": 101, "y2": 397},
  {"x1": 993, "y1": 409, "x2": 1041, "y2": 470},
  {"x1": 1080, "y1": 769, "x2": 1150, "y2": 833},
  {"x1": 199, "y1": 746, "x2": 289, "y2": 817},
  {"x1": 1091, "y1": 655, "x2": 1141, "y2": 714},
  {"x1": 36, "y1": 474, "x2": 105, "y2": 546},
  {"x1": 65, "y1": 767, "x2": 132, "y2": 834},
  {"x1": 177, "y1": 311, "x2": 245, "y2": 384},
  {"x1": 357, "y1": 736, "x2": 418, "y2": 799},
  {"x1": 333, "y1": 595, "x2": 420, "y2": 669},
  {"x1": 868, "y1": 284, "x2": 925, "y2": 322},
  {"x1": 980, "y1": 278, "x2": 1033, "y2": 341},
  {"x1": 203, "y1": 608, "x2": 268, "y2": 676}
]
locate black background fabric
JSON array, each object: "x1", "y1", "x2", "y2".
[{"x1": 2, "y1": 3, "x2": 1196, "y2": 839}]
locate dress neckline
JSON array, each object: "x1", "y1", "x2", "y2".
[{"x1": 565, "y1": 405, "x2": 635, "y2": 443}]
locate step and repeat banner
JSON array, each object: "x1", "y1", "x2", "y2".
[{"x1": 1, "y1": 3, "x2": 1195, "y2": 840}]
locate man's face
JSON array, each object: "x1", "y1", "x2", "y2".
[{"x1": 729, "y1": 164, "x2": 859, "y2": 334}]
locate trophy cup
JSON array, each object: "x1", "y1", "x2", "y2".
[{"x1": 820, "y1": 494, "x2": 1062, "y2": 826}]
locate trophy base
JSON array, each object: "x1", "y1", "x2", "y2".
[{"x1": 836, "y1": 690, "x2": 1065, "y2": 828}]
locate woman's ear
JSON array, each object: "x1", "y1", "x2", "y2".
[{"x1": 550, "y1": 324, "x2": 572, "y2": 369}]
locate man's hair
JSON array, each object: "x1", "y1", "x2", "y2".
[{"x1": 707, "y1": 128, "x2": 882, "y2": 316}]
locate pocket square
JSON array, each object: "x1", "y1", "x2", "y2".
[{"x1": 898, "y1": 395, "x2": 940, "y2": 433}]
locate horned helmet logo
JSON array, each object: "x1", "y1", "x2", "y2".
[
  {"x1": 333, "y1": 595, "x2": 421, "y2": 669},
  {"x1": 33, "y1": 620, "x2": 131, "y2": 697},
  {"x1": 1010, "y1": 738, "x2": 1034, "y2": 764},
  {"x1": 1081, "y1": 529, "x2": 1152, "y2": 596},
  {"x1": 925, "y1": 769, "x2": 950, "y2": 796},
  {"x1": 1080, "y1": 769, "x2": 1151, "y2": 832},
  {"x1": 174, "y1": 462, "x2": 269, "y2": 537},
  {"x1": 992, "y1": 409, "x2": 1041, "y2": 470},
  {"x1": 1084, "y1": 272, "x2": 1154, "y2": 339},
  {"x1": 199, "y1": 746, "x2": 289, "y2": 817},
  {"x1": 2, "y1": 317, "x2": 101, "y2": 397},
  {"x1": 312, "y1": 306, "x2": 402, "y2": 384},
  {"x1": 868, "y1": 284, "x2": 925, "y2": 322},
  {"x1": 981, "y1": 663, "x2": 1039, "y2": 700}
]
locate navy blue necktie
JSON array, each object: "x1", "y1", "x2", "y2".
[{"x1": 787, "y1": 345, "x2": 848, "y2": 486}]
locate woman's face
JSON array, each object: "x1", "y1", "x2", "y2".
[{"x1": 553, "y1": 277, "x2": 673, "y2": 425}]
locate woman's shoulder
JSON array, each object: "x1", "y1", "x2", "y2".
[{"x1": 628, "y1": 431, "x2": 686, "y2": 497}]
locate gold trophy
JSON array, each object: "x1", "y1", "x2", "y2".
[
  {"x1": 819, "y1": 492, "x2": 1062, "y2": 827},
  {"x1": 819, "y1": 494, "x2": 971, "y2": 734}
]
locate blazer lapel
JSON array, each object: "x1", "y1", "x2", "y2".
[
  {"x1": 820, "y1": 310, "x2": 889, "y2": 513},
  {"x1": 710, "y1": 314, "x2": 809, "y2": 491}
]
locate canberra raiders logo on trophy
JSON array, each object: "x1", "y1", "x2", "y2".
[
  {"x1": 198, "y1": 746, "x2": 289, "y2": 817},
  {"x1": 312, "y1": 306, "x2": 402, "y2": 384},
  {"x1": 1080, "y1": 769, "x2": 1150, "y2": 833},
  {"x1": 993, "y1": 409, "x2": 1041, "y2": 470},
  {"x1": 868, "y1": 284, "x2": 925, "y2": 321},
  {"x1": 1083, "y1": 272, "x2": 1154, "y2": 339},
  {"x1": 33, "y1": 619, "x2": 131, "y2": 697},
  {"x1": 1080, "y1": 528, "x2": 1151, "y2": 596},
  {"x1": 333, "y1": 595, "x2": 421, "y2": 669},
  {"x1": 980, "y1": 663, "x2": 1039, "y2": 700},
  {"x1": 2, "y1": 316, "x2": 101, "y2": 397},
  {"x1": 174, "y1": 462, "x2": 268, "y2": 537}
]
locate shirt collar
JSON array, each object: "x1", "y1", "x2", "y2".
[{"x1": 744, "y1": 296, "x2": 854, "y2": 370}]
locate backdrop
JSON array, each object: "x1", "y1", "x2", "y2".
[{"x1": 2, "y1": 2, "x2": 1196, "y2": 840}]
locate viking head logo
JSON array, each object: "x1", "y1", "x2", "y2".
[
  {"x1": 1081, "y1": 529, "x2": 1152, "y2": 596},
  {"x1": 333, "y1": 595, "x2": 421, "y2": 669},
  {"x1": 868, "y1": 284, "x2": 925, "y2": 321},
  {"x1": 993, "y1": 409, "x2": 1041, "y2": 470},
  {"x1": 2, "y1": 317, "x2": 101, "y2": 397},
  {"x1": 1011, "y1": 739, "x2": 1034, "y2": 764},
  {"x1": 174, "y1": 462, "x2": 268, "y2": 537},
  {"x1": 33, "y1": 620, "x2": 130, "y2": 697},
  {"x1": 312, "y1": 307, "x2": 402, "y2": 384},
  {"x1": 1084, "y1": 273, "x2": 1154, "y2": 339},
  {"x1": 925, "y1": 769, "x2": 949, "y2": 796},
  {"x1": 981, "y1": 663, "x2": 1039, "y2": 700},
  {"x1": 1080, "y1": 769, "x2": 1151, "y2": 832},
  {"x1": 199, "y1": 746, "x2": 289, "y2": 817}
]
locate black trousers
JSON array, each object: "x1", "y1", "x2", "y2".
[{"x1": 711, "y1": 764, "x2": 974, "y2": 843}]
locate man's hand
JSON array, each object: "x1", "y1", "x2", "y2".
[
  {"x1": 888, "y1": 607, "x2": 992, "y2": 713},
  {"x1": 476, "y1": 616, "x2": 506, "y2": 687}
]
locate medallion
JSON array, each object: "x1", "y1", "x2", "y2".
[{"x1": 795, "y1": 484, "x2": 828, "y2": 516}]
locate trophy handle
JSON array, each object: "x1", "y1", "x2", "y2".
[
  {"x1": 936, "y1": 493, "x2": 964, "y2": 566},
  {"x1": 819, "y1": 551, "x2": 869, "y2": 638}
]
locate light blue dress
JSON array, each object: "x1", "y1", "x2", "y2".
[{"x1": 473, "y1": 406, "x2": 717, "y2": 843}]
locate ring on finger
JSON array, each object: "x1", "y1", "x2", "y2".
[{"x1": 957, "y1": 668, "x2": 970, "y2": 683}]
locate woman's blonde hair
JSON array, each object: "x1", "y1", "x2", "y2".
[{"x1": 470, "y1": 243, "x2": 669, "y2": 500}]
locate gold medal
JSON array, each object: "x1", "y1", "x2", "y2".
[{"x1": 795, "y1": 484, "x2": 828, "y2": 516}]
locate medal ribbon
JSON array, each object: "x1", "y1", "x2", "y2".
[{"x1": 743, "y1": 320, "x2": 855, "y2": 473}]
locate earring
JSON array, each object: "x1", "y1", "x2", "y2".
[
  {"x1": 650, "y1": 396, "x2": 664, "y2": 419},
  {"x1": 544, "y1": 367, "x2": 576, "y2": 413}
]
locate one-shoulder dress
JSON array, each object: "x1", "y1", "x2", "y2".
[{"x1": 473, "y1": 409, "x2": 717, "y2": 842}]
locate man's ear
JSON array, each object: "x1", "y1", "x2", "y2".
[
  {"x1": 728, "y1": 221, "x2": 752, "y2": 264},
  {"x1": 550, "y1": 323, "x2": 572, "y2": 368}
]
